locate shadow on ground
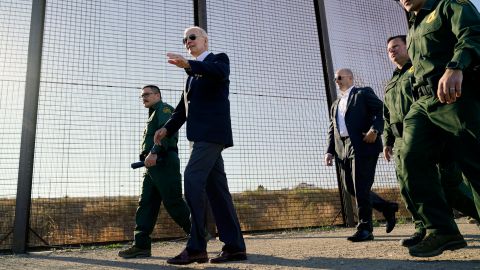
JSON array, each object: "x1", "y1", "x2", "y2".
[{"x1": 27, "y1": 252, "x2": 480, "y2": 270}]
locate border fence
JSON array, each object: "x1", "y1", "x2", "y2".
[{"x1": 1, "y1": 0, "x2": 410, "y2": 252}]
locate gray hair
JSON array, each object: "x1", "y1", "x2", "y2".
[{"x1": 184, "y1": 26, "x2": 208, "y2": 39}]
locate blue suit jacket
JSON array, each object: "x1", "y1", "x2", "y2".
[
  {"x1": 326, "y1": 87, "x2": 383, "y2": 159},
  {"x1": 164, "y1": 52, "x2": 234, "y2": 148}
]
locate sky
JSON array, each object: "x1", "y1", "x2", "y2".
[{"x1": 1, "y1": 0, "x2": 479, "y2": 198}]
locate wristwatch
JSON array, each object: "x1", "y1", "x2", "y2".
[
  {"x1": 150, "y1": 144, "x2": 162, "y2": 155},
  {"x1": 446, "y1": 61, "x2": 463, "y2": 70}
]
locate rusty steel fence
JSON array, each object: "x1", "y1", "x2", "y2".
[{"x1": 0, "y1": 0, "x2": 410, "y2": 252}]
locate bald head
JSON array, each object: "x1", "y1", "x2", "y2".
[
  {"x1": 337, "y1": 68, "x2": 353, "y2": 77},
  {"x1": 334, "y1": 68, "x2": 354, "y2": 92}
]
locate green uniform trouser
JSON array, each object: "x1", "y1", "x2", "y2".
[
  {"x1": 400, "y1": 94, "x2": 480, "y2": 234},
  {"x1": 394, "y1": 139, "x2": 425, "y2": 233},
  {"x1": 438, "y1": 149, "x2": 480, "y2": 222},
  {"x1": 134, "y1": 151, "x2": 191, "y2": 249},
  {"x1": 395, "y1": 139, "x2": 480, "y2": 234}
]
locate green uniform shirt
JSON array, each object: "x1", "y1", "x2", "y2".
[
  {"x1": 141, "y1": 101, "x2": 178, "y2": 154},
  {"x1": 407, "y1": 0, "x2": 480, "y2": 88},
  {"x1": 383, "y1": 61, "x2": 415, "y2": 147}
]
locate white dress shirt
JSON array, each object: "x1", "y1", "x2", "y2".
[
  {"x1": 185, "y1": 51, "x2": 210, "y2": 120},
  {"x1": 196, "y1": 50, "x2": 210, "y2": 61},
  {"x1": 336, "y1": 86, "x2": 353, "y2": 137}
]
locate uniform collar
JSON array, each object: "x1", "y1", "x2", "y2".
[
  {"x1": 148, "y1": 100, "x2": 163, "y2": 115},
  {"x1": 394, "y1": 61, "x2": 412, "y2": 76},
  {"x1": 416, "y1": 0, "x2": 439, "y2": 17},
  {"x1": 401, "y1": 61, "x2": 412, "y2": 72},
  {"x1": 422, "y1": 0, "x2": 438, "y2": 11},
  {"x1": 408, "y1": 0, "x2": 438, "y2": 24}
]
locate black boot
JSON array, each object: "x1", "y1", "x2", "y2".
[{"x1": 400, "y1": 231, "x2": 426, "y2": 247}]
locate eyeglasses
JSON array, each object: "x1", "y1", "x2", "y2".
[
  {"x1": 182, "y1": 34, "x2": 200, "y2": 45},
  {"x1": 139, "y1": 92, "x2": 156, "y2": 99},
  {"x1": 334, "y1": 75, "x2": 351, "y2": 81}
]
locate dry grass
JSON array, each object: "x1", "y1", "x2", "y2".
[{"x1": 0, "y1": 187, "x2": 404, "y2": 250}]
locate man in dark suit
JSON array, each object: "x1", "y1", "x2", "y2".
[
  {"x1": 325, "y1": 68, "x2": 398, "y2": 242},
  {"x1": 154, "y1": 26, "x2": 246, "y2": 265}
]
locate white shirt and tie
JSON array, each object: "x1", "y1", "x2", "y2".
[
  {"x1": 336, "y1": 86, "x2": 353, "y2": 138},
  {"x1": 186, "y1": 51, "x2": 211, "y2": 149},
  {"x1": 185, "y1": 51, "x2": 211, "y2": 117}
]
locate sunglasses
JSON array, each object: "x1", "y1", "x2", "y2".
[
  {"x1": 182, "y1": 34, "x2": 200, "y2": 45},
  {"x1": 334, "y1": 75, "x2": 351, "y2": 81}
]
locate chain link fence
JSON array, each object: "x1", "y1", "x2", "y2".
[{"x1": 0, "y1": 0, "x2": 411, "y2": 252}]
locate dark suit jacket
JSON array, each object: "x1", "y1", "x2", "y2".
[
  {"x1": 326, "y1": 87, "x2": 383, "y2": 159},
  {"x1": 164, "y1": 52, "x2": 234, "y2": 148}
]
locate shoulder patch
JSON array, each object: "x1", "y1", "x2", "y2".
[
  {"x1": 163, "y1": 107, "x2": 171, "y2": 114},
  {"x1": 426, "y1": 10, "x2": 437, "y2": 23},
  {"x1": 456, "y1": 0, "x2": 471, "y2": 5},
  {"x1": 408, "y1": 66, "x2": 415, "y2": 73}
]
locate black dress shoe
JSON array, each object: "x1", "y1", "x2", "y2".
[
  {"x1": 347, "y1": 230, "x2": 374, "y2": 242},
  {"x1": 167, "y1": 249, "x2": 209, "y2": 265},
  {"x1": 400, "y1": 231, "x2": 426, "y2": 247},
  {"x1": 210, "y1": 250, "x2": 247, "y2": 263},
  {"x1": 384, "y1": 203, "x2": 399, "y2": 233}
]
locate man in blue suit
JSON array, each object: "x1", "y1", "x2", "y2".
[
  {"x1": 325, "y1": 68, "x2": 398, "y2": 242},
  {"x1": 154, "y1": 26, "x2": 246, "y2": 265}
]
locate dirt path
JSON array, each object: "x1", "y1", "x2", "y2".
[{"x1": 1, "y1": 218, "x2": 479, "y2": 270}]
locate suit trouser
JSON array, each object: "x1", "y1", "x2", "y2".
[
  {"x1": 134, "y1": 151, "x2": 191, "y2": 249},
  {"x1": 394, "y1": 138, "x2": 480, "y2": 234},
  {"x1": 184, "y1": 141, "x2": 245, "y2": 253},
  {"x1": 400, "y1": 95, "x2": 480, "y2": 234},
  {"x1": 337, "y1": 138, "x2": 390, "y2": 232}
]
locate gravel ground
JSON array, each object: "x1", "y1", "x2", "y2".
[{"x1": 1, "y1": 218, "x2": 479, "y2": 270}]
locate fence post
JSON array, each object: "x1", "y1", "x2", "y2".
[
  {"x1": 312, "y1": 0, "x2": 355, "y2": 227},
  {"x1": 13, "y1": 0, "x2": 46, "y2": 253},
  {"x1": 194, "y1": 0, "x2": 208, "y2": 32}
]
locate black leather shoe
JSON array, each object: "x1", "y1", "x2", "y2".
[
  {"x1": 384, "y1": 203, "x2": 399, "y2": 233},
  {"x1": 210, "y1": 250, "x2": 247, "y2": 263},
  {"x1": 347, "y1": 230, "x2": 374, "y2": 242},
  {"x1": 167, "y1": 249, "x2": 209, "y2": 265},
  {"x1": 400, "y1": 231, "x2": 426, "y2": 247}
]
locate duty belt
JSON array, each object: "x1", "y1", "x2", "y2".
[{"x1": 412, "y1": 84, "x2": 434, "y2": 100}]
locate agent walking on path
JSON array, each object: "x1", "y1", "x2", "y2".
[
  {"x1": 399, "y1": 0, "x2": 480, "y2": 257},
  {"x1": 118, "y1": 85, "x2": 191, "y2": 259},
  {"x1": 383, "y1": 35, "x2": 479, "y2": 248}
]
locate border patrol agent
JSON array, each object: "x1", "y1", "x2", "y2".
[
  {"x1": 119, "y1": 85, "x2": 191, "y2": 258},
  {"x1": 384, "y1": 35, "x2": 479, "y2": 248},
  {"x1": 399, "y1": 0, "x2": 480, "y2": 257}
]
